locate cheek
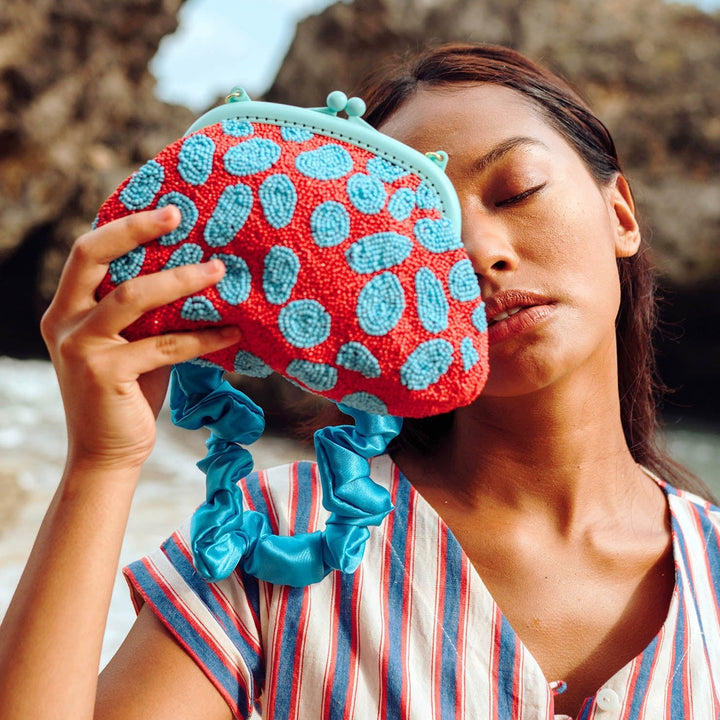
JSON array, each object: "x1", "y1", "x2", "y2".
[{"x1": 523, "y1": 190, "x2": 619, "y2": 281}]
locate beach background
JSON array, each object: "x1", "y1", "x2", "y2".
[{"x1": 0, "y1": 0, "x2": 718, "y2": 666}]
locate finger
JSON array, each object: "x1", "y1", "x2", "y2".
[
  {"x1": 51, "y1": 206, "x2": 182, "y2": 316},
  {"x1": 84, "y1": 259, "x2": 227, "y2": 338},
  {"x1": 112, "y1": 326, "x2": 242, "y2": 379}
]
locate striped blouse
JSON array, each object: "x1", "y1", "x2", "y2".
[{"x1": 124, "y1": 455, "x2": 720, "y2": 719}]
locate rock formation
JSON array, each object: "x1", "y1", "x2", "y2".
[{"x1": 0, "y1": 0, "x2": 193, "y2": 355}]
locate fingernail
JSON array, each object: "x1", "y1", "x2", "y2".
[
  {"x1": 202, "y1": 258, "x2": 225, "y2": 274},
  {"x1": 153, "y1": 205, "x2": 178, "y2": 221}
]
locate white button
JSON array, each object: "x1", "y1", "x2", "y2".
[{"x1": 596, "y1": 688, "x2": 621, "y2": 711}]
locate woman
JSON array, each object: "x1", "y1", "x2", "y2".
[{"x1": 0, "y1": 43, "x2": 717, "y2": 720}]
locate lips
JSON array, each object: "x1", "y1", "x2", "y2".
[
  {"x1": 483, "y1": 290, "x2": 555, "y2": 342},
  {"x1": 488, "y1": 306, "x2": 524, "y2": 324}
]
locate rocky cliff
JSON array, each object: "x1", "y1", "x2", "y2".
[
  {"x1": 0, "y1": 0, "x2": 193, "y2": 355},
  {"x1": 0, "y1": 0, "x2": 717, "y2": 418}
]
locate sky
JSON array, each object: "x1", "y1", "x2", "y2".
[
  {"x1": 151, "y1": 0, "x2": 348, "y2": 111},
  {"x1": 151, "y1": 0, "x2": 720, "y2": 112}
]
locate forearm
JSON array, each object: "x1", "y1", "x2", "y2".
[{"x1": 0, "y1": 463, "x2": 140, "y2": 720}]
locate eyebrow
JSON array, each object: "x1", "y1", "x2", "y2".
[{"x1": 471, "y1": 136, "x2": 549, "y2": 173}]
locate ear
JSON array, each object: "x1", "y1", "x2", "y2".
[{"x1": 608, "y1": 174, "x2": 641, "y2": 258}]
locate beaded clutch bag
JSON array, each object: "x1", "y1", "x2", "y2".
[{"x1": 94, "y1": 89, "x2": 489, "y2": 586}]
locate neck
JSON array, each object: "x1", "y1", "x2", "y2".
[{"x1": 400, "y1": 370, "x2": 652, "y2": 534}]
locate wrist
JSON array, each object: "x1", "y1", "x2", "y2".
[{"x1": 60, "y1": 455, "x2": 144, "y2": 498}]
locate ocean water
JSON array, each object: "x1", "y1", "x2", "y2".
[{"x1": 0, "y1": 356, "x2": 717, "y2": 666}]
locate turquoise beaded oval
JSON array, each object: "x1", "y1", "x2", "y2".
[
  {"x1": 224, "y1": 138, "x2": 281, "y2": 176},
  {"x1": 259, "y1": 174, "x2": 297, "y2": 229},
  {"x1": 263, "y1": 245, "x2": 300, "y2": 305},
  {"x1": 345, "y1": 232, "x2": 412, "y2": 274},
  {"x1": 157, "y1": 192, "x2": 199, "y2": 246},
  {"x1": 204, "y1": 184, "x2": 253, "y2": 247},
  {"x1": 119, "y1": 160, "x2": 164, "y2": 210},
  {"x1": 356, "y1": 272, "x2": 405, "y2": 336},
  {"x1": 310, "y1": 201, "x2": 350, "y2": 248},
  {"x1": 278, "y1": 299, "x2": 331, "y2": 348},
  {"x1": 415, "y1": 267, "x2": 449, "y2": 334},
  {"x1": 400, "y1": 339, "x2": 454, "y2": 390},
  {"x1": 177, "y1": 134, "x2": 215, "y2": 186},
  {"x1": 295, "y1": 144, "x2": 353, "y2": 180}
]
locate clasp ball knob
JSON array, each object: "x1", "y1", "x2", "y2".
[
  {"x1": 345, "y1": 96, "x2": 366, "y2": 117},
  {"x1": 326, "y1": 90, "x2": 348, "y2": 113}
]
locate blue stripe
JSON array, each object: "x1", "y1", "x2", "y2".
[
  {"x1": 385, "y1": 475, "x2": 411, "y2": 713},
  {"x1": 626, "y1": 633, "x2": 660, "y2": 718},
  {"x1": 696, "y1": 507, "x2": 720, "y2": 596},
  {"x1": 440, "y1": 534, "x2": 463, "y2": 719},
  {"x1": 159, "y1": 537, "x2": 264, "y2": 675},
  {"x1": 669, "y1": 581, "x2": 688, "y2": 717},
  {"x1": 127, "y1": 559, "x2": 252, "y2": 714},
  {"x1": 242, "y1": 469, "x2": 273, "y2": 527},
  {"x1": 496, "y1": 616, "x2": 517, "y2": 720},
  {"x1": 328, "y1": 571, "x2": 356, "y2": 720},
  {"x1": 268, "y1": 462, "x2": 315, "y2": 719},
  {"x1": 670, "y1": 510, "x2": 700, "y2": 621},
  {"x1": 576, "y1": 699, "x2": 594, "y2": 720},
  {"x1": 291, "y1": 461, "x2": 315, "y2": 534}
]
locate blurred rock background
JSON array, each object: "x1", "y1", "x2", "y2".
[{"x1": 0, "y1": 0, "x2": 718, "y2": 423}]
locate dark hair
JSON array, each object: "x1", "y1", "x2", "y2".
[{"x1": 353, "y1": 42, "x2": 711, "y2": 498}]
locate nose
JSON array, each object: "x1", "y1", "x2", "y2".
[{"x1": 460, "y1": 206, "x2": 519, "y2": 279}]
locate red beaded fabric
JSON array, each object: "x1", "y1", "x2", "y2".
[{"x1": 94, "y1": 118, "x2": 488, "y2": 418}]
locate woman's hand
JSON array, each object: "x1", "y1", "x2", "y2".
[{"x1": 41, "y1": 205, "x2": 241, "y2": 473}]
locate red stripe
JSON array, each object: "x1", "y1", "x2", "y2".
[
  {"x1": 620, "y1": 655, "x2": 644, "y2": 719},
  {"x1": 511, "y1": 634, "x2": 522, "y2": 717},
  {"x1": 287, "y1": 462, "x2": 298, "y2": 534},
  {"x1": 258, "y1": 469, "x2": 280, "y2": 533},
  {"x1": 309, "y1": 463, "x2": 322, "y2": 533},
  {"x1": 644, "y1": 620, "x2": 670, "y2": 716},
  {"x1": 682, "y1": 601, "x2": 692, "y2": 718},
  {"x1": 688, "y1": 504, "x2": 720, "y2": 628}
]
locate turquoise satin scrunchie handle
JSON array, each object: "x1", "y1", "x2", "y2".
[{"x1": 169, "y1": 362, "x2": 402, "y2": 587}]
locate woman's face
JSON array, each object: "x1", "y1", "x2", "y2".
[{"x1": 380, "y1": 84, "x2": 640, "y2": 398}]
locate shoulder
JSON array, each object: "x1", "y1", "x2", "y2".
[
  {"x1": 663, "y1": 481, "x2": 720, "y2": 528},
  {"x1": 661, "y1": 482, "x2": 720, "y2": 582}
]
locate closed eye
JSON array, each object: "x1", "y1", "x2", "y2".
[{"x1": 495, "y1": 183, "x2": 546, "y2": 208}]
